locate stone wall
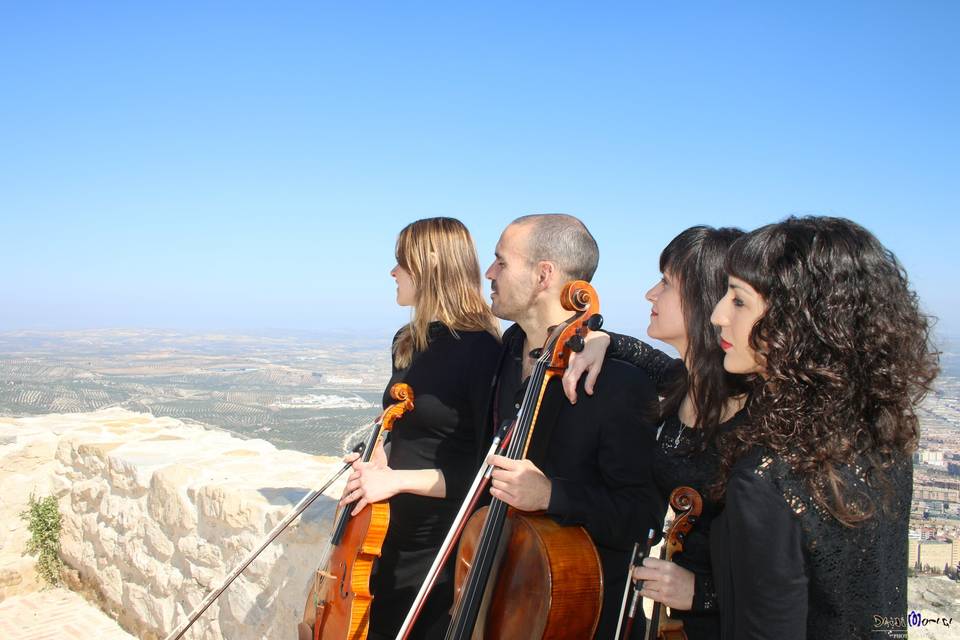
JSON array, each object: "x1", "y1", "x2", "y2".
[{"x1": 0, "y1": 409, "x2": 344, "y2": 640}]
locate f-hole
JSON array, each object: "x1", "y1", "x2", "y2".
[{"x1": 338, "y1": 560, "x2": 350, "y2": 598}]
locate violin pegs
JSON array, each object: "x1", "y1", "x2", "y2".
[
  {"x1": 566, "y1": 334, "x2": 585, "y2": 353},
  {"x1": 586, "y1": 314, "x2": 604, "y2": 331}
]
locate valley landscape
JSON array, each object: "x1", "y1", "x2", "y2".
[{"x1": 0, "y1": 329, "x2": 390, "y2": 456}]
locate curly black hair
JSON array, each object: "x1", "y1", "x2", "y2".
[{"x1": 714, "y1": 216, "x2": 939, "y2": 527}]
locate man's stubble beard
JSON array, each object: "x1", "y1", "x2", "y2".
[{"x1": 493, "y1": 286, "x2": 540, "y2": 326}]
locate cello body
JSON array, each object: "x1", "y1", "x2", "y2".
[
  {"x1": 455, "y1": 506, "x2": 602, "y2": 639},
  {"x1": 439, "y1": 281, "x2": 606, "y2": 640}
]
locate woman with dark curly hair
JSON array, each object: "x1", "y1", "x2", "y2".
[{"x1": 708, "y1": 216, "x2": 939, "y2": 639}]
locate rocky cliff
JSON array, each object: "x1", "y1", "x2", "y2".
[{"x1": 0, "y1": 408, "x2": 343, "y2": 640}]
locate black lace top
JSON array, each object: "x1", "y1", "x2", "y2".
[
  {"x1": 652, "y1": 412, "x2": 745, "y2": 640},
  {"x1": 710, "y1": 448, "x2": 913, "y2": 639},
  {"x1": 608, "y1": 332, "x2": 729, "y2": 640},
  {"x1": 608, "y1": 332, "x2": 683, "y2": 390}
]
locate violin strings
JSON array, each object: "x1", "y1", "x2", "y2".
[{"x1": 331, "y1": 417, "x2": 383, "y2": 545}]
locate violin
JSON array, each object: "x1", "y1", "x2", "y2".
[
  {"x1": 445, "y1": 280, "x2": 605, "y2": 640},
  {"x1": 299, "y1": 383, "x2": 414, "y2": 640},
  {"x1": 644, "y1": 486, "x2": 703, "y2": 640},
  {"x1": 168, "y1": 391, "x2": 413, "y2": 640}
]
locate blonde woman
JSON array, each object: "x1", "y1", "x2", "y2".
[{"x1": 341, "y1": 217, "x2": 501, "y2": 639}]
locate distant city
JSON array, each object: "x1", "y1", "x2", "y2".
[{"x1": 909, "y1": 337, "x2": 960, "y2": 579}]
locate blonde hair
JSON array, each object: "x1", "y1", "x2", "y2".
[{"x1": 393, "y1": 217, "x2": 500, "y2": 369}]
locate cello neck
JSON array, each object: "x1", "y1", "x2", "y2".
[
  {"x1": 444, "y1": 346, "x2": 555, "y2": 640},
  {"x1": 444, "y1": 282, "x2": 602, "y2": 640}
]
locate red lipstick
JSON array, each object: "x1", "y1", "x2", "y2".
[{"x1": 720, "y1": 338, "x2": 733, "y2": 350}]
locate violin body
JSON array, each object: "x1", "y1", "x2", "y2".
[
  {"x1": 312, "y1": 501, "x2": 390, "y2": 640},
  {"x1": 454, "y1": 506, "x2": 602, "y2": 639},
  {"x1": 301, "y1": 383, "x2": 415, "y2": 640},
  {"x1": 648, "y1": 620, "x2": 686, "y2": 640}
]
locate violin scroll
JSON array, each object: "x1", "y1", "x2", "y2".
[
  {"x1": 389, "y1": 381, "x2": 414, "y2": 403},
  {"x1": 664, "y1": 486, "x2": 703, "y2": 551},
  {"x1": 380, "y1": 382, "x2": 414, "y2": 433},
  {"x1": 644, "y1": 486, "x2": 704, "y2": 640}
]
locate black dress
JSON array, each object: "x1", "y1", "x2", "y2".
[
  {"x1": 710, "y1": 448, "x2": 912, "y2": 639},
  {"x1": 651, "y1": 412, "x2": 744, "y2": 640},
  {"x1": 368, "y1": 322, "x2": 500, "y2": 640},
  {"x1": 608, "y1": 332, "x2": 728, "y2": 640}
]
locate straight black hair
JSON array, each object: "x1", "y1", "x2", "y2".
[{"x1": 659, "y1": 226, "x2": 748, "y2": 441}]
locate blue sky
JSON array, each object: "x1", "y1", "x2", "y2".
[{"x1": 1, "y1": 2, "x2": 957, "y2": 341}]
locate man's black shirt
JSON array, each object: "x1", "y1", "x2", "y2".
[{"x1": 488, "y1": 324, "x2": 666, "y2": 639}]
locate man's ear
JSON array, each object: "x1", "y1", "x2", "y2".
[{"x1": 535, "y1": 261, "x2": 558, "y2": 291}]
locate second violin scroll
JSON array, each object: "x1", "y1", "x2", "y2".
[{"x1": 645, "y1": 486, "x2": 703, "y2": 640}]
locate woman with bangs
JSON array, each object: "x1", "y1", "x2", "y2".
[
  {"x1": 563, "y1": 225, "x2": 748, "y2": 639},
  {"x1": 340, "y1": 217, "x2": 501, "y2": 639},
  {"x1": 708, "y1": 216, "x2": 939, "y2": 639}
]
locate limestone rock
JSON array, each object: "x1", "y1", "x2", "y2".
[{"x1": 0, "y1": 408, "x2": 339, "y2": 639}]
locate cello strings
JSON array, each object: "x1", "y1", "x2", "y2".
[
  {"x1": 447, "y1": 358, "x2": 546, "y2": 638},
  {"x1": 394, "y1": 419, "x2": 515, "y2": 640},
  {"x1": 446, "y1": 345, "x2": 555, "y2": 639}
]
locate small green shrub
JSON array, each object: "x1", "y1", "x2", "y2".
[{"x1": 20, "y1": 494, "x2": 64, "y2": 586}]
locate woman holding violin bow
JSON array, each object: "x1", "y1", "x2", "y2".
[
  {"x1": 303, "y1": 217, "x2": 501, "y2": 640},
  {"x1": 566, "y1": 225, "x2": 748, "y2": 640},
  {"x1": 570, "y1": 217, "x2": 936, "y2": 639}
]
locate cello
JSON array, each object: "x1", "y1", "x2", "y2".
[
  {"x1": 300, "y1": 382, "x2": 415, "y2": 640},
  {"x1": 641, "y1": 486, "x2": 703, "y2": 640},
  {"x1": 446, "y1": 280, "x2": 605, "y2": 640}
]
